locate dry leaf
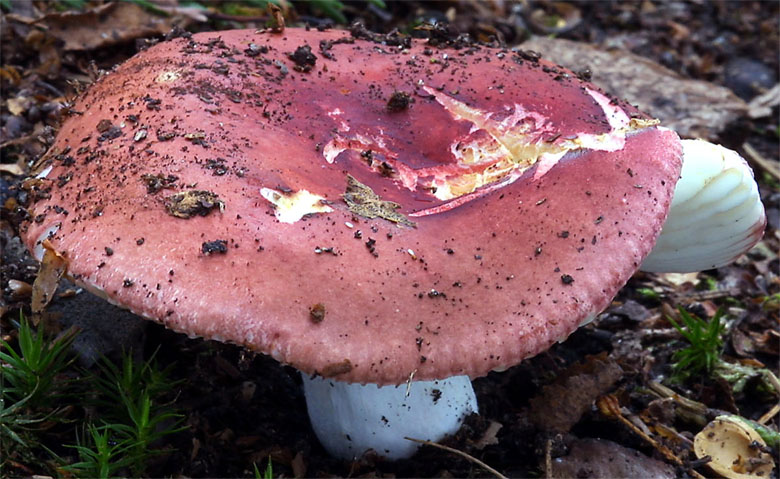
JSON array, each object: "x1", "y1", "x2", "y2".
[
  {"x1": 36, "y1": 2, "x2": 191, "y2": 51},
  {"x1": 748, "y1": 83, "x2": 780, "y2": 118},
  {"x1": 0, "y1": 163, "x2": 25, "y2": 176},
  {"x1": 694, "y1": 415, "x2": 775, "y2": 479},
  {"x1": 529, "y1": 353, "x2": 623, "y2": 433},
  {"x1": 473, "y1": 420, "x2": 502, "y2": 450},
  {"x1": 31, "y1": 240, "x2": 68, "y2": 320},
  {"x1": 291, "y1": 451, "x2": 306, "y2": 478},
  {"x1": 551, "y1": 438, "x2": 676, "y2": 479},
  {"x1": 522, "y1": 36, "x2": 749, "y2": 140},
  {"x1": 657, "y1": 272, "x2": 700, "y2": 287},
  {"x1": 6, "y1": 96, "x2": 33, "y2": 116}
]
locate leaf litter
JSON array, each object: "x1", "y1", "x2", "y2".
[{"x1": 0, "y1": 1, "x2": 778, "y2": 478}]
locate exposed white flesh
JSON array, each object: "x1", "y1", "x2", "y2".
[
  {"x1": 641, "y1": 140, "x2": 765, "y2": 273},
  {"x1": 302, "y1": 375, "x2": 477, "y2": 460}
]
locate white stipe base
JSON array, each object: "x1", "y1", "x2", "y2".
[
  {"x1": 642, "y1": 139, "x2": 765, "y2": 273},
  {"x1": 302, "y1": 374, "x2": 477, "y2": 460}
]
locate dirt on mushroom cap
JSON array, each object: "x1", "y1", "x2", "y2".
[{"x1": 20, "y1": 28, "x2": 681, "y2": 385}]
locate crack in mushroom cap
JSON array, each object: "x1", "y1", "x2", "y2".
[{"x1": 21, "y1": 28, "x2": 682, "y2": 384}]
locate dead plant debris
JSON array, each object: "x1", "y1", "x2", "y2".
[
  {"x1": 0, "y1": 1, "x2": 777, "y2": 478},
  {"x1": 343, "y1": 174, "x2": 415, "y2": 227}
]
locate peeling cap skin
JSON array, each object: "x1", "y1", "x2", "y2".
[{"x1": 21, "y1": 28, "x2": 682, "y2": 385}]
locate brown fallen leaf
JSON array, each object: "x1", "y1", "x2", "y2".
[
  {"x1": 473, "y1": 420, "x2": 502, "y2": 450},
  {"x1": 529, "y1": 353, "x2": 623, "y2": 433},
  {"x1": 522, "y1": 36, "x2": 749, "y2": 140},
  {"x1": 31, "y1": 240, "x2": 68, "y2": 323},
  {"x1": 694, "y1": 415, "x2": 775, "y2": 479},
  {"x1": 291, "y1": 451, "x2": 306, "y2": 479},
  {"x1": 0, "y1": 65, "x2": 23, "y2": 85},
  {"x1": 24, "y1": 29, "x2": 61, "y2": 78},
  {"x1": 550, "y1": 438, "x2": 676, "y2": 479},
  {"x1": 34, "y1": 2, "x2": 193, "y2": 51}
]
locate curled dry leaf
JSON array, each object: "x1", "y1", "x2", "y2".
[
  {"x1": 694, "y1": 415, "x2": 775, "y2": 479},
  {"x1": 31, "y1": 240, "x2": 68, "y2": 318},
  {"x1": 731, "y1": 326, "x2": 780, "y2": 358},
  {"x1": 522, "y1": 36, "x2": 749, "y2": 140},
  {"x1": 473, "y1": 420, "x2": 503, "y2": 450},
  {"x1": 291, "y1": 451, "x2": 306, "y2": 478},
  {"x1": 529, "y1": 353, "x2": 622, "y2": 433},
  {"x1": 35, "y1": 2, "x2": 193, "y2": 51},
  {"x1": 551, "y1": 438, "x2": 676, "y2": 479}
]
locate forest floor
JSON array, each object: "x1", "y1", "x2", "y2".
[{"x1": 1, "y1": 1, "x2": 778, "y2": 478}]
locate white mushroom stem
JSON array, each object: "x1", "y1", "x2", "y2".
[
  {"x1": 641, "y1": 140, "x2": 766, "y2": 273},
  {"x1": 302, "y1": 374, "x2": 477, "y2": 460}
]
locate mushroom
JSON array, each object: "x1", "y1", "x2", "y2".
[
  {"x1": 19, "y1": 28, "x2": 765, "y2": 460},
  {"x1": 302, "y1": 374, "x2": 477, "y2": 460},
  {"x1": 641, "y1": 139, "x2": 766, "y2": 272}
]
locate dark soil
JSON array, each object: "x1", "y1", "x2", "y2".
[{"x1": 1, "y1": 1, "x2": 778, "y2": 478}]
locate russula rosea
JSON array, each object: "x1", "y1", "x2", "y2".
[{"x1": 19, "y1": 28, "x2": 765, "y2": 460}]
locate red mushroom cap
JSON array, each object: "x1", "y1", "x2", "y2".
[{"x1": 21, "y1": 28, "x2": 681, "y2": 384}]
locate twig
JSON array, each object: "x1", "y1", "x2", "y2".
[
  {"x1": 743, "y1": 142, "x2": 780, "y2": 181},
  {"x1": 761, "y1": 368, "x2": 780, "y2": 396},
  {"x1": 0, "y1": 134, "x2": 40, "y2": 149},
  {"x1": 758, "y1": 403, "x2": 780, "y2": 425},
  {"x1": 670, "y1": 288, "x2": 742, "y2": 302},
  {"x1": 646, "y1": 381, "x2": 711, "y2": 428},
  {"x1": 405, "y1": 369, "x2": 416, "y2": 397},
  {"x1": 34, "y1": 79, "x2": 66, "y2": 98},
  {"x1": 597, "y1": 395, "x2": 706, "y2": 479},
  {"x1": 653, "y1": 422, "x2": 694, "y2": 448},
  {"x1": 404, "y1": 437, "x2": 508, "y2": 479},
  {"x1": 647, "y1": 381, "x2": 710, "y2": 415},
  {"x1": 544, "y1": 438, "x2": 553, "y2": 479},
  {"x1": 748, "y1": 83, "x2": 780, "y2": 118}
]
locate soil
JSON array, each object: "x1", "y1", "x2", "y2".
[{"x1": 1, "y1": 1, "x2": 778, "y2": 478}]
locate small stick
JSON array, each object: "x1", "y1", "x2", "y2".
[
  {"x1": 404, "y1": 437, "x2": 508, "y2": 479},
  {"x1": 758, "y1": 403, "x2": 780, "y2": 425},
  {"x1": 743, "y1": 142, "x2": 780, "y2": 181},
  {"x1": 761, "y1": 368, "x2": 780, "y2": 396},
  {"x1": 544, "y1": 438, "x2": 553, "y2": 479},
  {"x1": 647, "y1": 381, "x2": 709, "y2": 415},
  {"x1": 597, "y1": 395, "x2": 706, "y2": 479},
  {"x1": 405, "y1": 369, "x2": 416, "y2": 397},
  {"x1": 671, "y1": 288, "x2": 742, "y2": 302}
]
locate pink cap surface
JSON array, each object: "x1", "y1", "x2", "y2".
[{"x1": 22, "y1": 28, "x2": 682, "y2": 384}]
